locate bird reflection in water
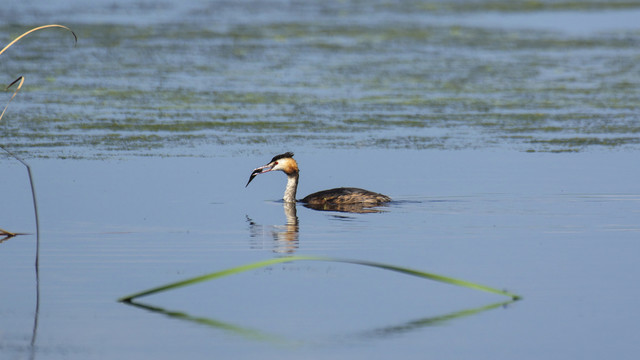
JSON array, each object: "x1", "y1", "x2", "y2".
[
  {"x1": 247, "y1": 202, "x2": 299, "y2": 254},
  {"x1": 246, "y1": 199, "x2": 390, "y2": 253},
  {"x1": 302, "y1": 202, "x2": 388, "y2": 214}
]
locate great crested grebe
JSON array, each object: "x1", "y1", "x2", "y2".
[{"x1": 245, "y1": 152, "x2": 391, "y2": 205}]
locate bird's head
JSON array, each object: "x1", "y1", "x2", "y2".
[{"x1": 245, "y1": 152, "x2": 299, "y2": 187}]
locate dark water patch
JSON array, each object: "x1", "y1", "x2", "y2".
[
  {"x1": 407, "y1": 0, "x2": 640, "y2": 13},
  {"x1": 529, "y1": 136, "x2": 640, "y2": 148}
]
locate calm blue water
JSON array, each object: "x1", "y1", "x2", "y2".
[
  {"x1": 2, "y1": 1, "x2": 640, "y2": 359},
  {"x1": 3, "y1": 150, "x2": 640, "y2": 359}
]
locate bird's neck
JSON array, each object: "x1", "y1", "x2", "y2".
[{"x1": 284, "y1": 172, "x2": 299, "y2": 203}]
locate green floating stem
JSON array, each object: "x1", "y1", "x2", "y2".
[{"x1": 118, "y1": 255, "x2": 521, "y2": 302}]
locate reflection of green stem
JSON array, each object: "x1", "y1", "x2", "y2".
[
  {"x1": 353, "y1": 300, "x2": 516, "y2": 339},
  {"x1": 124, "y1": 300, "x2": 298, "y2": 347},
  {"x1": 123, "y1": 299, "x2": 515, "y2": 345},
  {"x1": 119, "y1": 256, "x2": 521, "y2": 302}
]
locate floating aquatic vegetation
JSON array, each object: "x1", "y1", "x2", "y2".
[{"x1": 119, "y1": 255, "x2": 521, "y2": 302}]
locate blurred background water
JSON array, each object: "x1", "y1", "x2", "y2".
[{"x1": 1, "y1": 0, "x2": 640, "y2": 157}]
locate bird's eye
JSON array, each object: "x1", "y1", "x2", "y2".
[{"x1": 274, "y1": 161, "x2": 278, "y2": 165}]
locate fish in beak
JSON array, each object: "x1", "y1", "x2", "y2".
[{"x1": 245, "y1": 163, "x2": 274, "y2": 187}]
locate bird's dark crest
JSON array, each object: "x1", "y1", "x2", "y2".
[{"x1": 270, "y1": 152, "x2": 294, "y2": 163}]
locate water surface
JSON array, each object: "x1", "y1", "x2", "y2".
[
  {"x1": 3, "y1": 150, "x2": 639, "y2": 359},
  {"x1": 1, "y1": 1, "x2": 640, "y2": 360}
]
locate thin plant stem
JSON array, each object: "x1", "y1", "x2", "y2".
[
  {"x1": 0, "y1": 227, "x2": 16, "y2": 237},
  {"x1": 0, "y1": 24, "x2": 76, "y2": 266},
  {"x1": 0, "y1": 146, "x2": 40, "y2": 268},
  {"x1": 0, "y1": 25, "x2": 73, "y2": 359},
  {"x1": 0, "y1": 24, "x2": 77, "y2": 56}
]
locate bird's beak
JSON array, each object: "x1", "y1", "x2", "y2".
[{"x1": 245, "y1": 163, "x2": 274, "y2": 187}]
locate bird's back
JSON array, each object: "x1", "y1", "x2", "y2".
[{"x1": 301, "y1": 187, "x2": 391, "y2": 205}]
